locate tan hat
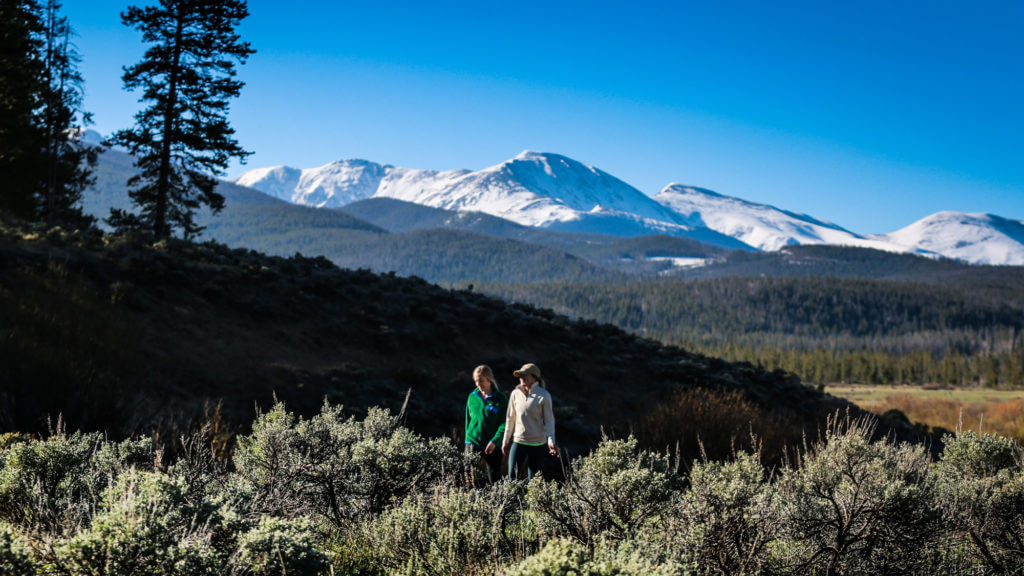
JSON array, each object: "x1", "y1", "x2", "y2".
[{"x1": 513, "y1": 363, "x2": 541, "y2": 379}]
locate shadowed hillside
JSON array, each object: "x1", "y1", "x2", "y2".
[{"x1": 0, "y1": 217, "x2": 933, "y2": 464}]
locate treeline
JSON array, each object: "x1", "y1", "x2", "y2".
[
  {"x1": 708, "y1": 344, "x2": 1024, "y2": 387},
  {"x1": 2, "y1": 0, "x2": 254, "y2": 239},
  {"x1": 481, "y1": 276, "x2": 1024, "y2": 386},
  {"x1": 2, "y1": 402, "x2": 1023, "y2": 575},
  {"x1": 0, "y1": 0, "x2": 97, "y2": 227}
]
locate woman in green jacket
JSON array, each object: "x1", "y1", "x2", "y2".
[{"x1": 465, "y1": 364, "x2": 508, "y2": 483}]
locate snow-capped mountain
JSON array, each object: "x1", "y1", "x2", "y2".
[
  {"x1": 235, "y1": 151, "x2": 1024, "y2": 266},
  {"x1": 236, "y1": 151, "x2": 751, "y2": 248},
  {"x1": 654, "y1": 184, "x2": 923, "y2": 255},
  {"x1": 882, "y1": 212, "x2": 1024, "y2": 266}
]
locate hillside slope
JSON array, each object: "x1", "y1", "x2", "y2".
[{"x1": 0, "y1": 220, "x2": 931, "y2": 460}]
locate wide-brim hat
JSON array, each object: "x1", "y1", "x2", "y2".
[{"x1": 513, "y1": 363, "x2": 541, "y2": 380}]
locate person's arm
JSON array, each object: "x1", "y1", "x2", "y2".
[
  {"x1": 465, "y1": 395, "x2": 471, "y2": 442},
  {"x1": 490, "y1": 392, "x2": 508, "y2": 447},
  {"x1": 543, "y1": 392, "x2": 558, "y2": 456},
  {"x1": 502, "y1": 391, "x2": 517, "y2": 454}
]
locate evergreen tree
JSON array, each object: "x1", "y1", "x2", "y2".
[
  {"x1": 38, "y1": 0, "x2": 97, "y2": 226},
  {"x1": 110, "y1": 0, "x2": 254, "y2": 238},
  {"x1": 0, "y1": 0, "x2": 45, "y2": 219}
]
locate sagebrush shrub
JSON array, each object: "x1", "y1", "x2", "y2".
[
  {"x1": 57, "y1": 469, "x2": 224, "y2": 576},
  {"x1": 527, "y1": 436, "x2": 679, "y2": 548},
  {"x1": 936, "y1": 430, "x2": 1024, "y2": 574},
  {"x1": 673, "y1": 450, "x2": 782, "y2": 575},
  {"x1": 369, "y1": 481, "x2": 528, "y2": 576},
  {"x1": 232, "y1": 516, "x2": 329, "y2": 576},
  {"x1": 231, "y1": 401, "x2": 460, "y2": 528},
  {"x1": 0, "y1": 429, "x2": 153, "y2": 535},
  {"x1": 502, "y1": 538, "x2": 678, "y2": 576},
  {"x1": 778, "y1": 416, "x2": 940, "y2": 575},
  {"x1": 0, "y1": 524, "x2": 34, "y2": 576}
]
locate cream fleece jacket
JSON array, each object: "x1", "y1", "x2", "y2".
[{"x1": 503, "y1": 383, "x2": 556, "y2": 447}]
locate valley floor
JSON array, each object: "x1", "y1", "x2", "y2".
[{"x1": 826, "y1": 384, "x2": 1024, "y2": 442}]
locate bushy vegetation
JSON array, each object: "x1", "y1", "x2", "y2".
[{"x1": 2, "y1": 402, "x2": 1023, "y2": 575}]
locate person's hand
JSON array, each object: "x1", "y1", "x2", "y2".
[
  {"x1": 485, "y1": 441, "x2": 496, "y2": 454},
  {"x1": 502, "y1": 443, "x2": 510, "y2": 455},
  {"x1": 549, "y1": 444, "x2": 560, "y2": 458}
]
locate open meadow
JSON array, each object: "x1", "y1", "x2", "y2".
[{"x1": 827, "y1": 384, "x2": 1024, "y2": 442}]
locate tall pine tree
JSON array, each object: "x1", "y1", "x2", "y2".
[
  {"x1": 38, "y1": 0, "x2": 97, "y2": 226},
  {"x1": 0, "y1": 0, "x2": 95, "y2": 225},
  {"x1": 110, "y1": 0, "x2": 254, "y2": 238},
  {"x1": 0, "y1": 0, "x2": 45, "y2": 220}
]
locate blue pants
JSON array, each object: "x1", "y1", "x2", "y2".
[{"x1": 508, "y1": 442, "x2": 548, "y2": 480}]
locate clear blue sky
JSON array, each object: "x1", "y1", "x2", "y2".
[{"x1": 64, "y1": 0, "x2": 1022, "y2": 233}]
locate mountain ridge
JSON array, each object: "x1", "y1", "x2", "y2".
[{"x1": 235, "y1": 152, "x2": 1024, "y2": 266}]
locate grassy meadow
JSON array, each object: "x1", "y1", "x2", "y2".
[{"x1": 827, "y1": 384, "x2": 1024, "y2": 442}]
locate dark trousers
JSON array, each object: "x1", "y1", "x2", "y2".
[
  {"x1": 508, "y1": 442, "x2": 548, "y2": 480},
  {"x1": 465, "y1": 443, "x2": 503, "y2": 483}
]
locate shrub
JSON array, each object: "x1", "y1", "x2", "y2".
[
  {"x1": 502, "y1": 539, "x2": 677, "y2": 576},
  {"x1": 0, "y1": 427, "x2": 153, "y2": 535},
  {"x1": 0, "y1": 524, "x2": 34, "y2": 576},
  {"x1": 673, "y1": 450, "x2": 782, "y2": 575},
  {"x1": 233, "y1": 516, "x2": 329, "y2": 576},
  {"x1": 936, "y1": 430, "x2": 1024, "y2": 574},
  {"x1": 231, "y1": 401, "x2": 460, "y2": 528},
  {"x1": 527, "y1": 436, "x2": 679, "y2": 549},
  {"x1": 778, "y1": 415, "x2": 941, "y2": 575},
  {"x1": 369, "y1": 481, "x2": 528, "y2": 576},
  {"x1": 166, "y1": 420, "x2": 233, "y2": 511},
  {"x1": 56, "y1": 469, "x2": 224, "y2": 576}
]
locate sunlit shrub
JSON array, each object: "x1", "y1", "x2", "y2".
[
  {"x1": 369, "y1": 481, "x2": 528, "y2": 576},
  {"x1": 232, "y1": 516, "x2": 329, "y2": 576},
  {"x1": 936, "y1": 430, "x2": 1024, "y2": 573},
  {"x1": 0, "y1": 428, "x2": 153, "y2": 535},
  {"x1": 502, "y1": 538, "x2": 678, "y2": 576},
  {"x1": 527, "y1": 436, "x2": 679, "y2": 549},
  {"x1": 673, "y1": 450, "x2": 782, "y2": 575},
  {"x1": 778, "y1": 415, "x2": 941, "y2": 575},
  {"x1": 231, "y1": 401, "x2": 459, "y2": 528},
  {"x1": 0, "y1": 524, "x2": 34, "y2": 576},
  {"x1": 57, "y1": 469, "x2": 223, "y2": 576}
]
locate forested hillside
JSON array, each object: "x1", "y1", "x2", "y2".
[{"x1": 482, "y1": 275, "x2": 1024, "y2": 387}]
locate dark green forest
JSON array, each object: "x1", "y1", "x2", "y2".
[{"x1": 480, "y1": 275, "x2": 1024, "y2": 387}]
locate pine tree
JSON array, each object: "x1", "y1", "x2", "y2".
[
  {"x1": 38, "y1": 0, "x2": 97, "y2": 226},
  {"x1": 110, "y1": 0, "x2": 254, "y2": 238},
  {"x1": 0, "y1": 0, "x2": 46, "y2": 219},
  {"x1": 0, "y1": 0, "x2": 95, "y2": 225}
]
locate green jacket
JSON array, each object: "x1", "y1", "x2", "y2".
[{"x1": 465, "y1": 389, "x2": 508, "y2": 448}]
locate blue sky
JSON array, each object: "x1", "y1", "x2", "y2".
[{"x1": 65, "y1": 0, "x2": 1022, "y2": 233}]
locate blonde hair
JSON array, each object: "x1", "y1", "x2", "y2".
[{"x1": 473, "y1": 365, "x2": 499, "y2": 392}]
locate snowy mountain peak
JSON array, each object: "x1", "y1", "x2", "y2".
[
  {"x1": 662, "y1": 183, "x2": 727, "y2": 199},
  {"x1": 883, "y1": 211, "x2": 1024, "y2": 266}
]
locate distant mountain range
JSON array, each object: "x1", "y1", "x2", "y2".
[{"x1": 236, "y1": 151, "x2": 1024, "y2": 266}]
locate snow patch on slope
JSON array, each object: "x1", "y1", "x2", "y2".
[{"x1": 655, "y1": 184, "x2": 920, "y2": 254}]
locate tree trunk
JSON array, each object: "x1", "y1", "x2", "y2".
[{"x1": 156, "y1": 2, "x2": 185, "y2": 237}]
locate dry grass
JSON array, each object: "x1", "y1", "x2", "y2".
[
  {"x1": 634, "y1": 386, "x2": 805, "y2": 467},
  {"x1": 829, "y1": 386, "x2": 1024, "y2": 442}
]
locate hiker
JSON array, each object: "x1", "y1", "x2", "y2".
[
  {"x1": 503, "y1": 362, "x2": 559, "y2": 480},
  {"x1": 464, "y1": 365, "x2": 508, "y2": 483}
]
